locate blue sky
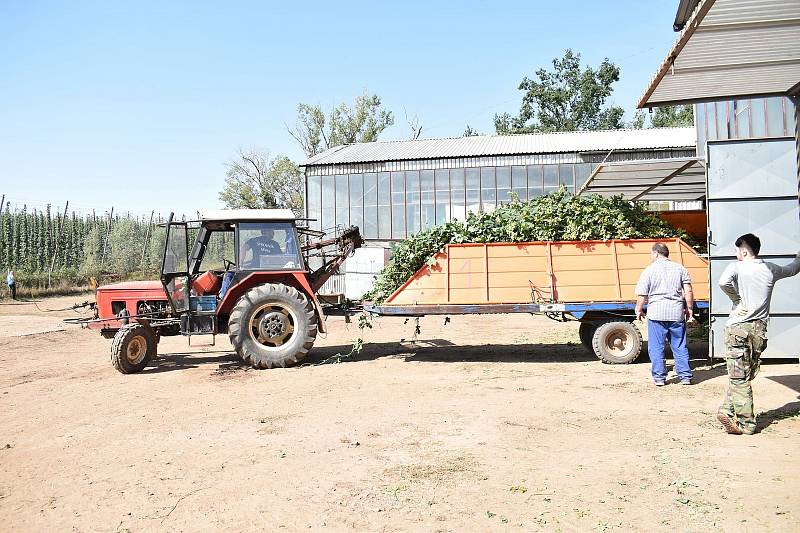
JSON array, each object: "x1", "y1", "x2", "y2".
[{"x1": 0, "y1": 1, "x2": 681, "y2": 218}]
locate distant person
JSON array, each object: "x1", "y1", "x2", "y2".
[
  {"x1": 6, "y1": 270, "x2": 15, "y2": 300},
  {"x1": 245, "y1": 228, "x2": 282, "y2": 267},
  {"x1": 716, "y1": 234, "x2": 800, "y2": 435},
  {"x1": 635, "y1": 242, "x2": 695, "y2": 386}
]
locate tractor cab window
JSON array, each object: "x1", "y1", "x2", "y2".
[
  {"x1": 196, "y1": 229, "x2": 235, "y2": 272},
  {"x1": 238, "y1": 222, "x2": 303, "y2": 270},
  {"x1": 161, "y1": 220, "x2": 190, "y2": 313},
  {"x1": 163, "y1": 224, "x2": 189, "y2": 275}
]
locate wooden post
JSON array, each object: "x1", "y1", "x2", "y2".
[
  {"x1": 547, "y1": 242, "x2": 554, "y2": 301},
  {"x1": 675, "y1": 238, "x2": 684, "y2": 264},
  {"x1": 484, "y1": 243, "x2": 489, "y2": 303},
  {"x1": 139, "y1": 210, "x2": 154, "y2": 271},
  {"x1": 611, "y1": 240, "x2": 622, "y2": 299},
  {"x1": 445, "y1": 244, "x2": 451, "y2": 304},
  {"x1": 100, "y1": 207, "x2": 113, "y2": 269},
  {"x1": 47, "y1": 201, "x2": 69, "y2": 287}
]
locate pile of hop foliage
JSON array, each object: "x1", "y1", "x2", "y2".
[{"x1": 365, "y1": 189, "x2": 690, "y2": 304}]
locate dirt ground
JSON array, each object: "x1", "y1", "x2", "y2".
[{"x1": 1, "y1": 294, "x2": 798, "y2": 532}]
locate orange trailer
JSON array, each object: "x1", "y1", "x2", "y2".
[{"x1": 366, "y1": 238, "x2": 709, "y2": 364}]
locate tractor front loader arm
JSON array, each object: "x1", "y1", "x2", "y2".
[{"x1": 305, "y1": 226, "x2": 363, "y2": 293}]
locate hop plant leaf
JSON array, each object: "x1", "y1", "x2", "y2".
[{"x1": 364, "y1": 188, "x2": 690, "y2": 304}]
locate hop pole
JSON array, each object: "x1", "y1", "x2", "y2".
[
  {"x1": 139, "y1": 210, "x2": 154, "y2": 271},
  {"x1": 99, "y1": 207, "x2": 113, "y2": 269},
  {"x1": 47, "y1": 201, "x2": 69, "y2": 287}
]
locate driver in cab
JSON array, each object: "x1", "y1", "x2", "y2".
[{"x1": 245, "y1": 228, "x2": 282, "y2": 267}]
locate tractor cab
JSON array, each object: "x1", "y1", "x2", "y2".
[{"x1": 160, "y1": 209, "x2": 304, "y2": 321}]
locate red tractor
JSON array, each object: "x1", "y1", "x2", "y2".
[{"x1": 88, "y1": 210, "x2": 361, "y2": 373}]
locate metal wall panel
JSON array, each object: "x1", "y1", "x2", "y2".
[
  {"x1": 708, "y1": 200, "x2": 800, "y2": 257},
  {"x1": 710, "y1": 259, "x2": 800, "y2": 315},
  {"x1": 706, "y1": 138, "x2": 800, "y2": 359},
  {"x1": 712, "y1": 317, "x2": 800, "y2": 360},
  {"x1": 706, "y1": 139, "x2": 797, "y2": 198}
]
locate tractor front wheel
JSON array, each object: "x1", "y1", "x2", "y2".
[
  {"x1": 111, "y1": 323, "x2": 157, "y2": 374},
  {"x1": 228, "y1": 283, "x2": 318, "y2": 369}
]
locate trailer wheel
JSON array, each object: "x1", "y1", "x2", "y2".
[
  {"x1": 578, "y1": 322, "x2": 596, "y2": 351},
  {"x1": 111, "y1": 323, "x2": 156, "y2": 374},
  {"x1": 591, "y1": 320, "x2": 642, "y2": 364},
  {"x1": 228, "y1": 283, "x2": 317, "y2": 369}
]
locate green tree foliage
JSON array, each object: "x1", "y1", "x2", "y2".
[
  {"x1": 365, "y1": 189, "x2": 689, "y2": 303},
  {"x1": 628, "y1": 106, "x2": 694, "y2": 129},
  {"x1": 81, "y1": 226, "x2": 103, "y2": 276},
  {"x1": 108, "y1": 219, "x2": 143, "y2": 275},
  {"x1": 289, "y1": 91, "x2": 395, "y2": 157},
  {"x1": 495, "y1": 50, "x2": 625, "y2": 134},
  {"x1": 628, "y1": 110, "x2": 647, "y2": 129},
  {"x1": 218, "y1": 149, "x2": 304, "y2": 214},
  {"x1": 651, "y1": 105, "x2": 694, "y2": 128},
  {"x1": 463, "y1": 125, "x2": 480, "y2": 137}
]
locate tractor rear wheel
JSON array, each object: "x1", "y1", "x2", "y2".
[
  {"x1": 111, "y1": 323, "x2": 156, "y2": 374},
  {"x1": 591, "y1": 320, "x2": 643, "y2": 364},
  {"x1": 228, "y1": 283, "x2": 317, "y2": 369}
]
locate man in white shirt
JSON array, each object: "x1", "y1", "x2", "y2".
[{"x1": 716, "y1": 233, "x2": 800, "y2": 435}]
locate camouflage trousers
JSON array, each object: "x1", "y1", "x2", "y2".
[{"x1": 719, "y1": 320, "x2": 768, "y2": 434}]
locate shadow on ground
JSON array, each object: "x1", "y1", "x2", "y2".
[
  {"x1": 143, "y1": 350, "x2": 239, "y2": 374},
  {"x1": 308, "y1": 340, "x2": 601, "y2": 365},
  {"x1": 143, "y1": 338, "x2": 719, "y2": 372},
  {"x1": 757, "y1": 400, "x2": 800, "y2": 431},
  {"x1": 146, "y1": 341, "x2": 605, "y2": 372}
]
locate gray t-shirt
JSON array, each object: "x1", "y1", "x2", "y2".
[
  {"x1": 718, "y1": 253, "x2": 800, "y2": 326},
  {"x1": 635, "y1": 257, "x2": 692, "y2": 322}
]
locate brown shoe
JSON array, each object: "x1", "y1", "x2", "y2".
[{"x1": 717, "y1": 412, "x2": 743, "y2": 435}]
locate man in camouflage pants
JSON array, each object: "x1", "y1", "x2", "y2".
[{"x1": 717, "y1": 234, "x2": 800, "y2": 435}]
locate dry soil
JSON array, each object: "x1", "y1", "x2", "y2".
[{"x1": 1, "y1": 294, "x2": 798, "y2": 532}]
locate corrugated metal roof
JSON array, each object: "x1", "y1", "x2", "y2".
[
  {"x1": 578, "y1": 158, "x2": 706, "y2": 201},
  {"x1": 640, "y1": 0, "x2": 800, "y2": 108},
  {"x1": 674, "y1": 0, "x2": 701, "y2": 30},
  {"x1": 301, "y1": 127, "x2": 696, "y2": 167}
]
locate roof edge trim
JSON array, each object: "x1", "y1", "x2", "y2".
[{"x1": 638, "y1": 0, "x2": 716, "y2": 109}]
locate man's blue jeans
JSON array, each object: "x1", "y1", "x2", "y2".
[{"x1": 647, "y1": 319, "x2": 692, "y2": 382}]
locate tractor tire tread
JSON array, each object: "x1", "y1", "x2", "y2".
[
  {"x1": 111, "y1": 323, "x2": 156, "y2": 374},
  {"x1": 228, "y1": 283, "x2": 317, "y2": 369}
]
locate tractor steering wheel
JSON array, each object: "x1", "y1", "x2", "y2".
[{"x1": 223, "y1": 258, "x2": 235, "y2": 271}]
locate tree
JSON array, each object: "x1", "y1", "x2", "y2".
[
  {"x1": 108, "y1": 219, "x2": 142, "y2": 276},
  {"x1": 651, "y1": 105, "x2": 694, "y2": 128},
  {"x1": 495, "y1": 49, "x2": 625, "y2": 134},
  {"x1": 626, "y1": 105, "x2": 694, "y2": 129},
  {"x1": 81, "y1": 226, "x2": 103, "y2": 276},
  {"x1": 405, "y1": 110, "x2": 423, "y2": 140},
  {"x1": 218, "y1": 149, "x2": 304, "y2": 214},
  {"x1": 463, "y1": 125, "x2": 480, "y2": 137},
  {"x1": 288, "y1": 91, "x2": 395, "y2": 157},
  {"x1": 628, "y1": 110, "x2": 647, "y2": 129}
]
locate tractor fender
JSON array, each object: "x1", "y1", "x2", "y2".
[{"x1": 217, "y1": 272, "x2": 327, "y2": 334}]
